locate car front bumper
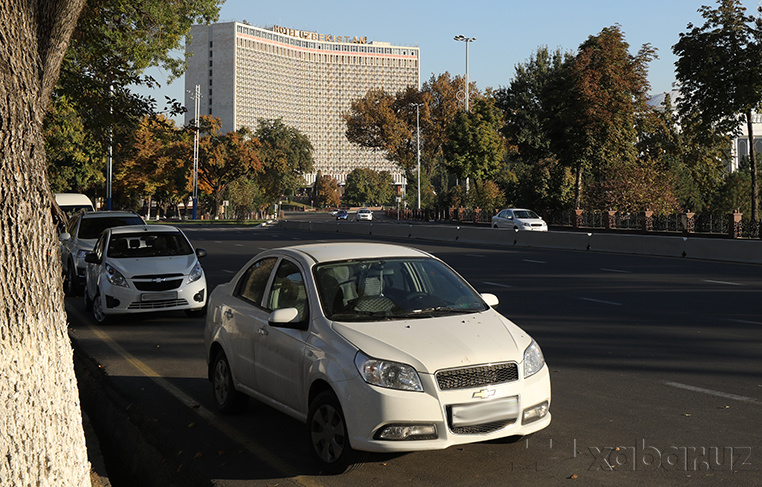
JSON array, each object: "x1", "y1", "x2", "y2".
[
  {"x1": 338, "y1": 363, "x2": 551, "y2": 453},
  {"x1": 99, "y1": 277, "x2": 207, "y2": 315}
]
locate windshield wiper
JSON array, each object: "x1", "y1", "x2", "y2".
[{"x1": 410, "y1": 306, "x2": 476, "y2": 315}]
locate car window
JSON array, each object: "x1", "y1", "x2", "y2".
[
  {"x1": 234, "y1": 257, "x2": 277, "y2": 307},
  {"x1": 93, "y1": 234, "x2": 107, "y2": 260},
  {"x1": 267, "y1": 260, "x2": 308, "y2": 322},
  {"x1": 78, "y1": 216, "x2": 144, "y2": 239},
  {"x1": 514, "y1": 210, "x2": 539, "y2": 219},
  {"x1": 106, "y1": 232, "x2": 193, "y2": 258}
]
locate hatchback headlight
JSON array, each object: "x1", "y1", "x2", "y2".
[
  {"x1": 523, "y1": 340, "x2": 545, "y2": 378},
  {"x1": 188, "y1": 261, "x2": 204, "y2": 283},
  {"x1": 105, "y1": 263, "x2": 128, "y2": 288},
  {"x1": 354, "y1": 352, "x2": 423, "y2": 392}
]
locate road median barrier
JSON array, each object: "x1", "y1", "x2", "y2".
[
  {"x1": 684, "y1": 237, "x2": 762, "y2": 264},
  {"x1": 410, "y1": 224, "x2": 459, "y2": 242},
  {"x1": 515, "y1": 230, "x2": 590, "y2": 250},
  {"x1": 456, "y1": 226, "x2": 515, "y2": 246},
  {"x1": 337, "y1": 221, "x2": 372, "y2": 235},
  {"x1": 309, "y1": 221, "x2": 339, "y2": 233},
  {"x1": 589, "y1": 233, "x2": 685, "y2": 258}
]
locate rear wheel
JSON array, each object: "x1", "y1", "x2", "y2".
[
  {"x1": 92, "y1": 291, "x2": 109, "y2": 324},
  {"x1": 64, "y1": 262, "x2": 79, "y2": 296},
  {"x1": 307, "y1": 390, "x2": 362, "y2": 474},
  {"x1": 83, "y1": 288, "x2": 93, "y2": 311},
  {"x1": 212, "y1": 350, "x2": 248, "y2": 414}
]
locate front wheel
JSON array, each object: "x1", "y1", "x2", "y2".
[
  {"x1": 212, "y1": 350, "x2": 248, "y2": 414},
  {"x1": 92, "y1": 292, "x2": 109, "y2": 324},
  {"x1": 65, "y1": 262, "x2": 79, "y2": 296},
  {"x1": 307, "y1": 390, "x2": 362, "y2": 474}
]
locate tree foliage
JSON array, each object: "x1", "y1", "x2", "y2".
[
  {"x1": 673, "y1": 0, "x2": 762, "y2": 222},
  {"x1": 314, "y1": 174, "x2": 341, "y2": 208},
  {"x1": 254, "y1": 119, "x2": 314, "y2": 205},
  {"x1": 342, "y1": 168, "x2": 395, "y2": 206}
]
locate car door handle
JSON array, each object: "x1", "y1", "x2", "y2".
[
  {"x1": 224, "y1": 309, "x2": 234, "y2": 320},
  {"x1": 258, "y1": 327, "x2": 269, "y2": 336}
]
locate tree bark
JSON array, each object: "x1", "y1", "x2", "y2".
[{"x1": 0, "y1": 0, "x2": 90, "y2": 485}]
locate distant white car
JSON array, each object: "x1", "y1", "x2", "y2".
[
  {"x1": 356, "y1": 208, "x2": 373, "y2": 221},
  {"x1": 492, "y1": 208, "x2": 548, "y2": 231},
  {"x1": 84, "y1": 225, "x2": 208, "y2": 323},
  {"x1": 204, "y1": 242, "x2": 551, "y2": 473}
]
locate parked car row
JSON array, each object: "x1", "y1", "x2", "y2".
[{"x1": 60, "y1": 208, "x2": 551, "y2": 474}]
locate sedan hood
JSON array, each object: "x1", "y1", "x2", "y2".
[
  {"x1": 331, "y1": 310, "x2": 531, "y2": 374},
  {"x1": 107, "y1": 254, "x2": 197, "y2": 277}
]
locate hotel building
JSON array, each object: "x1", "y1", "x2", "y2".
[{"x1": 184, "y1": 21, "x2": 420, "y2": 187}]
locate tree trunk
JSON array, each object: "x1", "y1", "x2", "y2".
[
  {"x1": 574, "y1": 161, "x2": 583, "y2": 209},
  {"x1": 0, "y1": 0, "x2": 91, "y2": 485},
  {"x1": 746, "y1": 111, "x2": 759, "y2": 229}
]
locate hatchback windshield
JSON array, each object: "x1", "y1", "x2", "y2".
[
  {"x1": 107, "y1": 232, "x2": 193, "y2": 258},
  {"x1": 314, "y1": 258, "x2": 487, "y2": 321},
  {"x1": 79, "y1": 216, "x2": 144, "y2": 239}
]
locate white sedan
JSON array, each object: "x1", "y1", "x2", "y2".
[
  {"x1": 84, "y1": 225, "x2": 208, "y2": 323},
  {"x1": 356, "y1": 208, "x2": 373, "y2": 221},
  {"x1": 204, "y1": 242, "x2": 551, "y2": 473},
  {"x1": 492, "y1": 208, "x2": 548, "y2": 231}
]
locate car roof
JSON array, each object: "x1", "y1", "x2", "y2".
[
  {"x1": 80, "y1": 210, "x2": 141, "y2": 219},
  {"x1": 275, "y1": 242, "x2": 431, "y2": 264},
  {"x1": 108, "y1": 224, "x2": 182, "y2": 235}
]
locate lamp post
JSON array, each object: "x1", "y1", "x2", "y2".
[
  {"x1": 409, "y1": 102, "x2": 423, "y2": 209},
  {"x1": 454, "y1": 35, "x2": 475, "y2": 193},
  {"x1": 453, "y1": 35, "x2": 476, "y2": 112},
  {"x1": 188, "y1": 84, "x2": 201, "y2": 219}
]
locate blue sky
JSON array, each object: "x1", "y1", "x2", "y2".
[{"x1": 145, "y1": 0, "x2": 762, "y2": 119}]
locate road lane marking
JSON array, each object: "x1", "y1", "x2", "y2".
[
  {"x1": 663, "y1": 381, "x2": 762, "y2": 406},
  {"x1": 66, "y1": 305, "x2": 320, "y2": 486},
  {"x1": 523, "y1": 259, "x2": 546, "y2": 264},
  {"x1": 725, "y1": 318, "x2": 762, "y2": 326},
  {"x1": 579, "y1": 297, "x2": 622, "y2": 306},
  {"x1": 600, "y1": 268, "x2": 630, "y2": 273},
  {"x1": 222, "y1": 269, "x2": 236, "y2": 274},
  {"x1": 703, "y1": 279, "x2": 742, "y2": 286},
  {"x1": 481, "y1": 281, "x2": 512, "y2": 288}
]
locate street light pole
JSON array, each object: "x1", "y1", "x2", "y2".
[
  {"x1": 454, "y1": 35, "x2": 476, "y2": 193},
  {"x1": 416, "y1": 103, "x2": 421, "y2": 210},
  {"x1": 192, "y1": 84, "x2": 200, "y2": 219}
]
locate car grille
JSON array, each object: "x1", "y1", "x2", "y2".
[
  {"x1": 132, "y1": 274, "x2": 184, "y2": 291},
  {"x1": 128, "y1": 299, "x2": 188, "y2": 310},
  {"x1": 435, "y1": 362, "x2": 519, "y2": 391},
  {"x1": 449, "y1": 418, "x2": 516, "y2": 435}
]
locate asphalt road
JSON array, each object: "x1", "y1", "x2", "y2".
[{"x1": 67, "y1": 220, "x2": 762, "y2": 486}]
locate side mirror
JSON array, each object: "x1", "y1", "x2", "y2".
[
  {"x1": 195, "y1": 248, "x2": 207, "y2": 258},
  {"x1": 84, "y1": 252, "x2": 99, "y2": 264},
  {"x1": 59, "y1": 232, "x2": 71, "y2": 242},
  {"x1": 269, "y1": 307, "x2": 307, "y2": 330},
  {"x1": 481, "y1": 293, "x2": 499, "y2": 307}
]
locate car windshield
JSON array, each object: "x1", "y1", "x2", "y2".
[
  {"x1": 314, "y1": 257, "x2": 487, "y2": 322},
  {"x1": 79, "y1": 216, "x2": 144, "y2": 239},
  {"x1": 107, "y1": 232, "x2": 193, "y2": 258},
  {"x1": 514, "y1": 210, "x2": 539, "y2": 219}
]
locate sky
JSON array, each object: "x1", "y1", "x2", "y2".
[{"x1": 144, "y1": 0, "x2": 762, "y2": 120}]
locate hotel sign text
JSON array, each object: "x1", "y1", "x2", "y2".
[{"x1": 272, "y1": 25, "x2": 367, "y2": 44}]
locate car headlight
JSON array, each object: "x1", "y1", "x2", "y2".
[
  {"x1": 188, "y1": 261, "x2": 204, "y2": 283},
  {"x1": 523, "y1": 340, "x2": 545, "y2": 378},
  {"x1": 354, "y1": 351, "x2": 423, "y2": 392},
  {"x1": 105, "y1": 263, "x2": 128, "y2": 288},
  {"x1": 522, "y1": 222, "x2": 531, "y2": 227}
]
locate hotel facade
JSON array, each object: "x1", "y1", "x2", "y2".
[{"x1": 184, "y1": 21, "x2": 420, "y2": 187}]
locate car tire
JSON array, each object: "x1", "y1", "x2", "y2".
[
  {"x1": 83, "y1": 289, "x2": 93, "y2": 311},
  {"x1": 91, "y1": 291, "x2": 109, "y2": 324},
  {"x1": 212, "y1": 350, "x2": 248, "y2": 414},
  {"x1": 64, "y1": 261, "x2": 79, "y2": 296},
  {"x1": 185, "y1": 305, "x2": 207, "y2": 318},
  {"x1": 307, "y1": 390, "x2": 363, "y2": 474}
]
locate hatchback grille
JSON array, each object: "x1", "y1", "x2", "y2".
[
  {"x1": 436, "y1": 362, "x2": 519, "y2": 391},
  {"x1": 449, "y1": 419, "x2": 516, "y2": 435},
  {"x1": 128, "y1": 299, "x2": 188, "y2": 310},
  {"x1": 133, "y1": 278, "x2": 183, "y2": 291}
]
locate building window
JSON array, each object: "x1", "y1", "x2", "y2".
[
  {"x1": 209, "y1": 41, "x2": 213, "y2": 48},
  {"x1": 209, "y1": 60, "x2": 213, "y2": 67}
]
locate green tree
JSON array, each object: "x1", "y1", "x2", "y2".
[
  {"x1": 343, "y1": 168, "x2": 395, "y2": 206},
  {"x1": 314, "y1": 174, "x2": 341, "y2": 208},
  {"x1": 673, "y1": 0, "x2": 762, "y2": 225},
  {"x1": 226, "y1": 178, "x2": 266, "y2": 220},
  {"x1": 255, "y1": 119, "x2": 314, "y2": 206},
  {"x1": 1, "y1": 0, "x2": 93, "y2": 484},
  {"x1": 442, "y1": 97, "x2": 506, "y2": 184}
]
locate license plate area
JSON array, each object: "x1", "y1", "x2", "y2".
[
  {"x1": 449, "y1": 395, "x2": 519, "y2": 428},
  {"x1": 141, "y1": 291, "x2": 178, "y2": 302}
]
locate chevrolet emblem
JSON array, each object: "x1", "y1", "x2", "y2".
[{"x1": 472, "y1": 388, "x2": 496, "y2": 400}]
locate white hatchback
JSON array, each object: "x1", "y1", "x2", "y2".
[
  {"x1": 84, "y1": 225, "x2": 207, "y2": 323},
  {"x1": 204, "y1": 242, "x2": 551, "y2": 473},
  {"x1": 356, "y1": 208, "x2": 373, "y2": 221}
]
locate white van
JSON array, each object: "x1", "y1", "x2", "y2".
[{"x1": 55, "y1": 193, "x2": 94, "y2": 216}]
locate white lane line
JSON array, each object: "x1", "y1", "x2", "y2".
[
  {"x1": 482, "y1": 281, "x2": 513, "y2": 288},
  {"x1": 234, "y1": 243, "x2": 244, "y2": 247},
  {"x1": 663, "y1": 381, "x2": 762, "y2": 406},
  {"x1": 523, "y1": 259, "x2": 546, "y2": 264},
  {"x1": 703, "y1": 279, "x2": 742, "y2": 286},
  {"x1": 600, "y1": 268, "x2": 630, "y2": 274},
  {"x1": 725, "y1": 318, "x2": 762, "y2": 326},
  {"x1": 222, "y1": 269, "x2": 236, "y2": 274},
  {"x1": 579, "y1": 297, "x2": 622, "y2": 306}
]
